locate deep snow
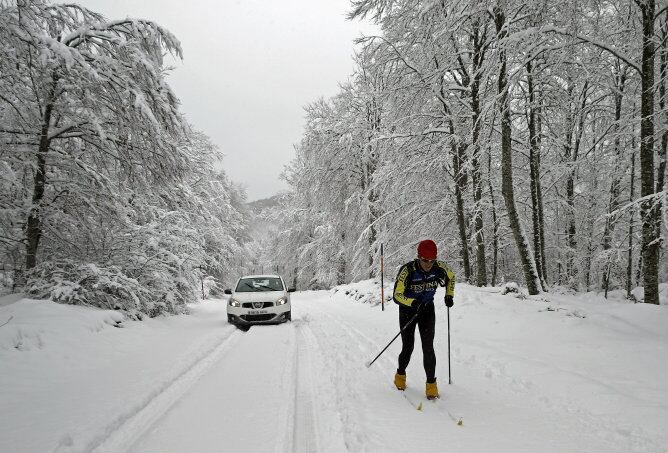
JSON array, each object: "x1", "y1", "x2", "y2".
[{"x1": 1, "y1": 283, "x2": 666, "y2": 453}]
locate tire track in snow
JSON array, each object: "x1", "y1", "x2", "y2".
[
  {"x1": 273, "y1": 317, "x2": 329, "y2": 453},
  {"x1": 293, "y1": 320, "x2": 320, "y2": 453},
  {"x1": 274, "y1": 323, "x2": 297, "y2": 453},
  {"x1": 74, "y1": 327, "x2": 241, "y2": 453}
]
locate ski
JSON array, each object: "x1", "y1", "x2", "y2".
[
  {"x1": 395, "y1": 385, "x2": 425, "y2": 411},
  {"x1": 396, "y1": 387, "x2": 463, "y2": 425},
  {"x1": 400, "y1": 389, "x2": 423, "y2": 411},
  {"x1": 428, "y1": 397, "x2": 464, "y2": 426}
]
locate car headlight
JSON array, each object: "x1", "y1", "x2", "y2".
[
  {"x1": 228, "y1": 298, "x2": 241, "y2": 307},
  {"x1": 276, "y1": 297, "x2": 287, "y2": 306}
]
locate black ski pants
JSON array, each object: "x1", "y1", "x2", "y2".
[{"x1": 397, "y1": 303, "x2": 436, "y2": 383}]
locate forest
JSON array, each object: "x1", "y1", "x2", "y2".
[
  {"x1": 1, "y1": 0, "x2": 667, "y2": 316},
  {"x1": 264, "y1": 0, "x2": 668, "y2": 304},
  {"x1": 0, "y1": 1, "x2": 254, "y2": 316}
]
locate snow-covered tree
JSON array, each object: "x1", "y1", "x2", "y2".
[
  {"x1": 0, "y1": 1, "x2": 251, "y2": 314},
  {"x1": 271, "y1": 0, "x2": 667, "y2": 303}
]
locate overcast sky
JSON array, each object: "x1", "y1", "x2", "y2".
[{"x1": 73, "y1": 0, "x2": 377, "y2": 201}]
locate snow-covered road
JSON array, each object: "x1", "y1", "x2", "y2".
[{"x1": 2, "y1": 284, "x2": 667, "y2": 453}]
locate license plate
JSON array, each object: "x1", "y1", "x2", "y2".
[{"x1": 248, "y1": 310, "x2": 268, "y2": 315}]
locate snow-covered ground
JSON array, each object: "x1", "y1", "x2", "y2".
[{"x1": 1, "y1": 283, "x2": 666, "y2": 453}]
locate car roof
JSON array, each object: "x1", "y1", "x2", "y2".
[{"x1": 238, "y1": 274, "x2": 282, "y2": 279}]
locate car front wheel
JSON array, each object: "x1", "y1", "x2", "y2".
[{"x1": 286, "y1": 311, "x2": 291, "y2": 322}]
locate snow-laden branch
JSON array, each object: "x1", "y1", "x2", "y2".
[
  {"x1": 61, "y1": 18, "x2": 182, "y2": 59},
  {"x1": 47, "y1": 122, "x2": 87, "y2": 140},
  {"x1": 0, "y1": 128, "x2": 34, "y2": 136},
  {"x1": 360, "y1": 35, "x2": 452, "y2": 107},
  {"x1": 540, "y1": 26, "x2": 642, "y2": 74},
  {"x1": 604, "y1": 190, "x2": 667, "y2": 220},
  {"x1": 373, "y1": 127, "x2": 452, "y2": 141},
  {"x1": 0, "y1": 93, "x2": 31, "y2": 125}
]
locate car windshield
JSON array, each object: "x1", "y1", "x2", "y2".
[{"x1": 235, "y1": 277, "x2": 284, "y2": 292}]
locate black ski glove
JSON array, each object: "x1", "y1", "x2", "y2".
[
  {"x1": 412, "y1": 293, "x2": 429, "y2": 310},
  {"x1": 444, "y1": 295, "x2": 454, "y2": 308}
]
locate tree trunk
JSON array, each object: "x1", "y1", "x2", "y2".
[
  {"x1": 365, "y1": 97, "x2": 382, "y2": 279},
  {"x1": 367, "y1": 156, "x2": 378, "y2": 279},
  {"x1": 338, "y1": 232, "x2": 347, "y2": 285},
  {"x1": 562, "y1": 81, "x2": 576, "y2": 284},
  {"x1": 439, "y1": 61, "x2": 472, "y2": 283},
  {"x1": 602, "y1": 67, "x2": 627, "y2": 292},
  {"x1": 657, "y1": 18, "x2": 668, "y2": 245},
  {"x1": 627, "y1": 149, "x2": 636, "y2": 298},
  {"x1": 526, "y1": 60, "x2": 547, "y2": 288},
  {"x1": 563, "y1": 80, "x2": 588, "y2": 289},
  {"x1": 453, "y1": 141, "x2": 472, "y2": 281},
  {"x1": 583, "y1": 164, "x2": 599, "y2": 292},
  {"x1": 25, "y1": 78, "x2": 57, "y2": 270},
  {"x1": 488, "y1": 147, "x2": 499, "y2": 286},
  {"x1": 494, "y1": 3, "x2": 541, "y2": 294},
  {"x1": 536, "y1": 99, "x2": 548, "y2": 282},
  {"x1": 639, "y1": 0, "x2": 659, "y2": 305},
  {"x1": 471, "y1": 20, "x2": 487, "y2": 286}
]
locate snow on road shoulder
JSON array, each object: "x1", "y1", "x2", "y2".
[
  {"x1": 330, "y1": 279, "x2": 393, "y2": 307},
  {"x1": 0, "y1": 298, "x2": 124, "y2": 352},
  {"x1": 3, "y1": 283, "x2": 667, "y2": 453},
  {"x1": 0, "y1": 292, "x2": 26, "y2": 307},
  {"x1": 330, "y1": 280, "x2": 668, "y2": 453},
  {"x1": 0, "y1": 297, "x2": 233, "y2": 453}
]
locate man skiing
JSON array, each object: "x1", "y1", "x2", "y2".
[{"x1": 392, "y1": 239, "x2": 455, "y2": 399}]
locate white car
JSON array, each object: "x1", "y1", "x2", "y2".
[{"x1": 225, "y1": 274, "x2": 294, "y2": 326}]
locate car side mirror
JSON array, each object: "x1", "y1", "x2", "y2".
[
  {"x1": 224, "y1": 289, "x2": 232, "y2": 295},
  {"x1": 288, "y1": 288, "x2": 296, "y2": 293}
]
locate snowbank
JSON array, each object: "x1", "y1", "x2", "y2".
[
  {"x1": 0, "y1": 296, "x2": 233, "y2": 453},
  {"x1": 0, "y1": 292, "x2": 25, "y2": 307},
  {"x1": 331, "y1": 279, "x2": 668, "y2": 452},
  {"x1": 3, "y1": 282, "x2": 667, "y2": 453},
  {"x1": 331, "y1": 279, "x2": 393, "y2": 306},
  {"x1": 0, "y1": 298, "x2": 124, "y2": 352}
]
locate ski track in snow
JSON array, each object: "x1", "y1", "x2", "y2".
[
  {"x1": 4, "y1": 287, "x2": 662, "y2": 453},
  {"x1": 71, "y1": 327, "x2": 241, "y2": 453},
  {"x1": 302, "y1": 297, "x2": 380, "y2": 452},
  {"x1": 323, "y1": 286, "x2": 664, "y2": 453},
  {"x1": 452, "y1": 289, "x2": 665, "y2": 453},
  {"x1": 318, "y1": 306, "x2": 460, "y2": 419},
  {"x1": 316, "y1": 293, "x2": 474, "y2": 453}
]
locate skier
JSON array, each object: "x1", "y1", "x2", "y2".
[{"x1": 392, "y1": 239, "x2": 455, "y2": 399}]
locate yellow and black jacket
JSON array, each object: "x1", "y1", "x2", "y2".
[{"x1": 393, "y1": 260, "x2": 455, "y2": 308}]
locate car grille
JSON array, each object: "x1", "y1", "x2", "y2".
[
  {"x1": 240, "y1": 314, "x2": 276, "y2": 322},
  {"x1": 241, "y1": 302, "x2": 274, "y2": 308}
]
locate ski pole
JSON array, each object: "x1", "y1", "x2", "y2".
[
  {"x1": 447, "y1": 305, "x2": 452, "y2": 384},
  {"x1": 365, "y1": 306, "x2": 421, "y2": 368},
  {"x1": 380, "y1": 243, "x2": 385, "y2": 311}
]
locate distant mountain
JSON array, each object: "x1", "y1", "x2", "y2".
[
  {"x1": 247, "y1": 193, "x2": 286, "y2": 214},
  {"x1": 246, "y1": 193, "x2": 287, "y2": 239}
]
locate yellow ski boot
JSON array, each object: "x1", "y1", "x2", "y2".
[
  {"x1": 394, "y1": 372, "x2": 406, "y2": 390},
  {"x1": 426, "y1": 381, "x2": 439, "y2": 400}
]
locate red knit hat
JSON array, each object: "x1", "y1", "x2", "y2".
[{"x1": 417, "y1": 239, "x2": 437, "y2": 260}]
